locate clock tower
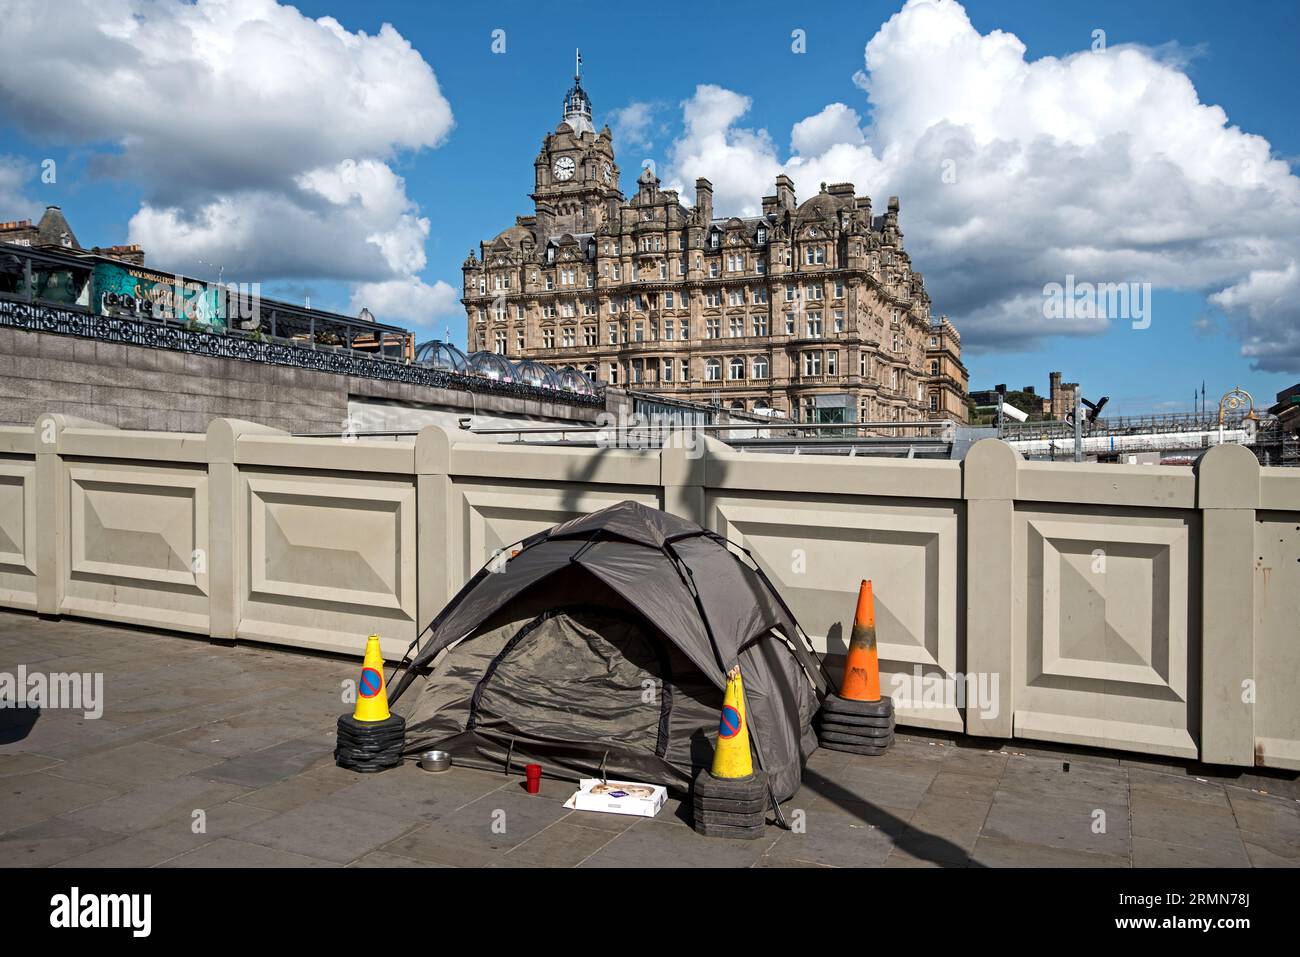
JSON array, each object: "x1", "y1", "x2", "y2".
[{"x1": 532, "y1": 49, "x2": 621, "y2": 237}]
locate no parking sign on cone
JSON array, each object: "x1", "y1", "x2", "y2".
[
  {"x1": 353, "y1": 634, "x2": 391, "y2": 723},
  {"x1": 692, "y1": 664, "x2": 768, "y2": 840},
  {"x1": 336, "y1": 633, "x2": 405, "y2": 773},
  {"x1": 711, "y1": 666, "x2": 753, "y2": 779}
]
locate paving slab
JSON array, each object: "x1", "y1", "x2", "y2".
[
  {"x1": 970, "y1": 834, "x2": 1128, "y2": 868},
  {"x1": 231, "y1": 763, "x2": 358, "y2": 813},
  {"x1": 1241, "y1": 832, "x2": 1300, "y2": 867},
  {"x1": 761, "y1": 812, "x2": 899, "y2": 867},
  {"x1": 1126, "y1": 766, "x2": 1232, "y2": 809},
  {"x1": 1131, "y1": 835, "x2": 1250, "y2": 868},
  {"x1": 346, "y1": 849, "x2": 439, "y2": 868},
  {"x1": 997, "y1": 753, "x2": 1129, "y2": 806},
  {"x1": 582, "y1": 816, "x2": 779, "y2": 868},
  {"x1": 324, "y1": 761, "x2": 507, "y2": 821},
  {"x1": 3, "y1": 609, "x2": 1299, "y2": 868},
  {"x1": 163, "y1": 837, "x2": 339, "y2": 868},
  {"x1": 500, "y1": 821, "x2": 620, "y2": 867},
  {"x1": 56, "y1": 773, "x2": 249, "y2": 834},
  {"x1": 1129, "y1": 792, "x2": 1245, "y2": 856},
  {"x1": 0, "y1": 771, "x2": 121, "y2": 833},
  {"x1": 51, "y1": 836, "x2": 184, "y2": 868},
  {"x1": 982, "y1": 790, "x2": 1131, "y2": 859},
  {"x1": 0, "y1": 818, "x2": 126, "y2": 867},
  {"x1": 232, "y1": 799, "x2": 417, "y2": 864},
  {"x1": 47, "y1": 740, "x2": 222, "y2": 789},
  {"x1": 135, "y1": 800, "x2": 280, "y2": 853},
  {"x1": 0, "y1": 751, "x2": 63, "y2": 777},
  {"x1": 196, "y1": 735, "x2": 334, "y2": 788},
  {"x1": 898, "y1": 792, "x2": 993, "y2": 860},
  {"x1": 1226, "y1": 790, "x2": 1300, "y2": 844}
]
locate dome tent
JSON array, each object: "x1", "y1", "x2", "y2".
[{"x1": 389, "y1": 501, "x2": 830, "y2": 803}]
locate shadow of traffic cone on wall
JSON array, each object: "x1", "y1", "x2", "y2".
[
  {"x1": 818, "y1": 580, "x2": 895, "y2": 756},
  {"x1": 691, "y1": 665, "x2": 768, "y2": 840},
  {"x1": 335, "y1": 634, "x2": 406, "y2": 773}
]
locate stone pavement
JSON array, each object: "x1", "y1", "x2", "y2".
[{"x1": 1, "y1": 609, "x2": 1297, "y2": 868}]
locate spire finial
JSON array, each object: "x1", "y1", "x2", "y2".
[{"x1": 575, "y1": 48, "x2": 582, "y2": 83}]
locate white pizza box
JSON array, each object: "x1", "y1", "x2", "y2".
[{"x1": 563, "y1": 777, "x2": 667, "y2": 818}]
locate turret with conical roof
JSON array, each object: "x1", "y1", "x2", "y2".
[
  {"x1": 36, "y1": 206, "x2": 79, "y2": 249},
  {"x1": 561, "y1": 48, "x2": 594, "y2": 136}
]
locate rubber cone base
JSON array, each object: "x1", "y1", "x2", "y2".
[
  {"x1": 821, "y1": 693, "x2": 894, "y2": 718},
  {"x1": 819, "y1": 730, "x2": 896, "y2": 755},
  {"x1": 692, "y1": 767, "x2": 769, "y2": 840},
  {"x1": 694, "y1": 807, "x2": 768, "y2": 828},
  {"x1": 817, "y1": 718, "x2": 895, "y2": 738},
  {"x1": 693, "y1": 820, "x2": 768, "y2": 840},
  {"x1": 692, "y1": 767, "x2": 768, "y2": 800},
  {"x1": 816, "y1": 710, "x2": 894, "y2": 728},
  {"x1": 694, "y1": 793, "x2": 768, "y2": 814},
  {"x1": 335, "y1": 713, "x2": 405, "y2": 773},
  {"x1": 818, "y1": 693, "x2": 896, "y2": 756}
]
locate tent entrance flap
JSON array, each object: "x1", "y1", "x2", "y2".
[{"x1": 467, "y1": 608, "x2": 673, "y2": 760}]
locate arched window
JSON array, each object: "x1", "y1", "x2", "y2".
[
  {"x1": 705, "y1": 358, "x2": 721, "y2": 381},
  {"x1": 730, "y1": 400, "x2": 746, "y2": 411},
  {"x1": 728, "y1": 356, "x2": 745, "y2": 380},
  {"x1": 752, "y1": 356, "x2": 768, "y2": 379}
]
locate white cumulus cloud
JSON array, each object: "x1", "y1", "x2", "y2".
[
  {"x1": 349, "y1": 276, "x2": 460, "y2": 329},
  {"x1": 0, "y1": 0, "x2": 456, "y2": 325},
  {"x1": 608, "y1": 101, "x2": 660, "y2": 154},
  {"x1": 663, "y1": 0, "x2": 1300, "y2": 370},
  {"x1": 0, "y1": 156, "x2": 38, "y2": 219}
]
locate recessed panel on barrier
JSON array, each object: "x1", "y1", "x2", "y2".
[
  {"x1": 238, "y1": 471, "x2": 416, "y2": 657},
  {"x1": 0, "y1": 458, "x2": 36, "y2": 610},
  {"x1": 63, "y1": 460, "x2": 209, "y2": 632},
  {"x1": 1013, "y1": 506, "x2": 1198, "y2": 758}
]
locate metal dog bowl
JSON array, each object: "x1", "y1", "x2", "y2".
[{"x1": 419, "y1": 749, "x2": 451, "y2": 772}]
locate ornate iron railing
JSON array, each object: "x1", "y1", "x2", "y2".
[{"x1": 0, "y1": 298, "x2": 605, "y2": 408}]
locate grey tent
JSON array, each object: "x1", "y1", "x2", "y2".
[{"x1": 390, "y1": 501, "x2": 829, "y2": 801}]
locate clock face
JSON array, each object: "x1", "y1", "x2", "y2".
[{"x1": 553, "y1": 156, "x2": 575, "y2": 181}]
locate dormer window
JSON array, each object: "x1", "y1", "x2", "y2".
[
  {"x1": 756, "y1": 226, "x2": 767, "y2": 244},
  {"x1": 709, "y1": 230, "x2": 721, "y2": 249}
]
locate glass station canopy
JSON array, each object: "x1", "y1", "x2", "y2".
[{"x1": 414, "y1": 339, "x2": 469, "y2": 373}]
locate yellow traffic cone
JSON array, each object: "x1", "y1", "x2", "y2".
[
  {"x1": 710, "y1": 665, "x2": 753, "y2": 778},
  {"x1": 353, "y1": 634, "x2": 391, "y2": 722}
]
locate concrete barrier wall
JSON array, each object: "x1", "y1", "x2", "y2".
[{"x1": 4, "y1": 415, "x2": 1298, "y2": 771}]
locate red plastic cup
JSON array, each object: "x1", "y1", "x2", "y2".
[{"x1": 524, "y1": 763, "x2": 542, "y2": 794}]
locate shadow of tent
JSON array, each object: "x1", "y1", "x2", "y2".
[
  {"x1": 0, "y1": 705, "x2": 40, "y2": 745},
  {"x1": 798, "y1": 766, "x2": 985, "y2": 868}
]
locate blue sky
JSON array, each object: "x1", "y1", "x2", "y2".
[{"x1": 2, "y1": 0, "x2": 1298, "y2": 414}]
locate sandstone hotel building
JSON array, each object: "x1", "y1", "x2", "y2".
[{"x1": 462, "y1": 60, "x2": 967, "y2": 424}]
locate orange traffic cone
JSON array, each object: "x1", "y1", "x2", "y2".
[
  {"x1": 839, "y1": 580, "x2": 881, "y2": 702},
  {"x1": 819, "y1": 579, "x2": 895, "y2": 756}
]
